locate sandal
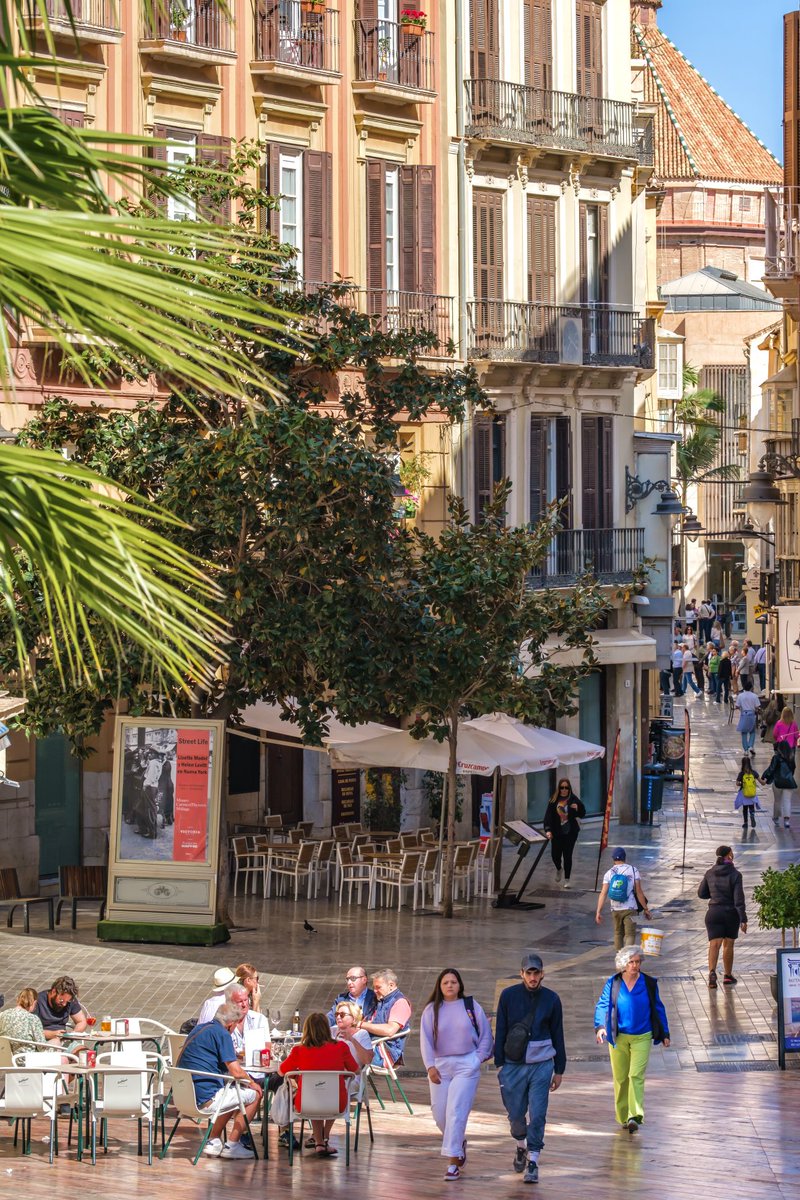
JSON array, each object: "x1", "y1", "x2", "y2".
[
  {"x1": 723, "y1": 974, "x2": 737, "y2": 985},
  {"x1": 708, "y1": 969, "x2": 718, "y2": 989},
  {"x1": 315, "y1": 1141, "x2": 338, "y2": 1157},
  {"x1": 445, "y1": 1165, "x2": 461, "y2": 1181}
]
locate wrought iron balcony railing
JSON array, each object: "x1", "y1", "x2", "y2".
[
  {"x1": 254, "y1": 1, "x2": 339, "y2": 74},
  {"x1": 353, "y1": 17, "x2": 434, "y2": 93},
  {"x1": 141, "y1": 1, "x2": 233, "y2": 53},
  {"x1": 528, "y1": 528, "x2": 645, "y2": 588},
  {"x1": 467, "y1": 301, "x2": 655, "y2": 369},
  {"x1": 765, "y1": 187, "x2": 800, "y2": 281},
  {"x1": 465, "y1": 79, "x2": 640, "y2": 159},
  {"x1": 316, "y1": 286, "x2": 452, "y2": 352},
  {"x1": 28, "y1": 0, "x2": 120, "y2": 35}
]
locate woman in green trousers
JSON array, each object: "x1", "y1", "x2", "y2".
[{"x1": 593, "y1": 946, "x2": 670, "y2": 1133}]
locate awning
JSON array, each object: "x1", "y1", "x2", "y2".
[
  {"x1": 524, "y1": 628, "x2": 658, "y2": 673},
  {"x1": 762, "y1": 363, "x2": 797, "y2": 387}
]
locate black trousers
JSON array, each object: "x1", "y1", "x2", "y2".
[{"x1": 550, "y1": 829, "x2": 580, "y2": 880}]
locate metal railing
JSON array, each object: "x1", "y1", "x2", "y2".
[
  {"x1": 466, "y1": 301, "x2": 655, "y2": 368},
  {"x1": 765, "y1": 187, "x2": 800, "y2": 278},
  {"x1": 254, "y1": 1, "x2": 339, "y2": 73},
  {"x1": 353, "y1": 17, "x2": 435, "y2": 92},
  {"x1": 778, "y1": 558, "x2": 800, "y2": 600},
  {"x1": 465, "y1": 79, "x2": 640, "y2": 159},
  {"x1": 36, "y1": 0, "x2": 119, "y2": 28},
  {"x1": 636, "y1": 119, "x2": 654, "y2": 166},
  {"x1": 141, "y1": 1, "x2": 233, "y2": 52},
  {"x1": 324, "y1": 287, "x2": 452, "y2": 351},
  {"x1": 528, "y1": 528, "x2": 645, "y2": 588}
]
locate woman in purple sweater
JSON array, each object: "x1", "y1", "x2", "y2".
[{"x1": 420, "y1": 968, "x2": 494, "y2": 1181}]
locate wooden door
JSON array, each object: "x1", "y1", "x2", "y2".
[{"x1": 267, "y1": 742, "x2": 304, "y2": 824}]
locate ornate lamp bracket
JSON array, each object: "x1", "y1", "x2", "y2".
[{"x1": 625, "y1": 465, "x2": 670, "y2": 513}]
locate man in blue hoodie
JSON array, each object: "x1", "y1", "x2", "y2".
[{"x1": 494, "y1": 952, "x2": 566, "y2": 1185}]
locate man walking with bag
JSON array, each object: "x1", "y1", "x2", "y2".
[
  {"x1": 595, "y1": 848, "x2": 652, "y2": 950},
  {"x1": 494, "y1": 953, "x2": 565, "y2": 1185}
]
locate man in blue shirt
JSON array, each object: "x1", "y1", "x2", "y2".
[
  {"x1": 494, "y1": 953, "x2": 566, "y2": 1185},
  {"x1": 326, "y1": 965, "x2": 377, "y2": 1026},
  {"x1": 177, "y1": 1002, "x2": 263, "y2": 1159}
]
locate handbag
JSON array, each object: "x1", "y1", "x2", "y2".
[{"x1": 269, "y1": 1079, "x2": 292, "y2": 1125}]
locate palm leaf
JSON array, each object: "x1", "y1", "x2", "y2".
[{"x1": 0, "y1": 444, "x2": 227, "y2": 690}]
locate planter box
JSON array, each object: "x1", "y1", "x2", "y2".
[{"x1": 401, "y1": 23, "x2": 424, "y2": 35}]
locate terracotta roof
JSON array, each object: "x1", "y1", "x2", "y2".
[{"x1": 632, "y1": 20, "x2": 782, "y2": 185}]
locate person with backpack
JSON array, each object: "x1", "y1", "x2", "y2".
[
  {"x1": 594, "y1": 946, "x2": 669, "y2": 1133},
  {"x1": 734, "y1": 755, "x2": 762, "y2": 831},
  {"x1": 762, "y1": 739, "x2": 798, "y2": 829},
  {"x1": 420, "y1": 968, "x2": 494, "y2": 1181},
  {"x1": 595, "y1": 848, "x2": 652, "y2": 950}
]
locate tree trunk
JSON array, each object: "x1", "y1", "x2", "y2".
[{"x1": 440, "y1": 714, "x2": 459, "y2": 919}]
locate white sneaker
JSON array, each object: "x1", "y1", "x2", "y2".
[
  {"x1": 555, "y1": 869, "x2": 563, "y2": 883},
  {"x1": 203, "y1": 1137, "x2": 224, "y2": 1157},
  {"x1": 563, "y1": 881, "x2": 572, "y2": 889},
  {"x1": 220, "y1": 1140, "x2": 255, "y2": 1160}
]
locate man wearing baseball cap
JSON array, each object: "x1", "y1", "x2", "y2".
[
  {"x1": 493, "y1": 953, "x2": 566, "y2": 1185},
  {"x1": 596, "y1": 848, "x2": 651, "y2": 951}
]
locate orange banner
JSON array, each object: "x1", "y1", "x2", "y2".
[
  {"x1": 173, "y1": 729, "x2": 211, "y2": 863},
  {"x1": 600, "y1": 729, "x2": 620, "y2": 854}
]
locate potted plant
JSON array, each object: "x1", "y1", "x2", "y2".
[
  {"x1": 400, "y1": 8, "x2": 427, "y2": 34},
  {"x1": 753, "y1": 864, "x2": 800, "y2": 1000},
  {"x1": 301, "y1": 0, "x2": 326, "y2": 13},
  {"x1": 169, "y1": 1, "x2": 189, "y2": 40},
  {"x1": 377, "y1": 35, "x2": 392, "y2": 80}
]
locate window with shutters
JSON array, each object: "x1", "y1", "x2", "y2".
[
  {"x1": 580, "y1": 414, "x2": 613, "y2": 530},
  {"x1": 470, "y1": 0, "x2": 499, "y2": 80},
  {"x1": 579, "y1": 201, "x2": 609, "y2": 357},
  {"x1": 529, "y1": 415, "x2": 571, "y2": 525},
  {"x1": 47, "y1": 105, "x2": 87, "y2": 128},
  {"x1": 166, "y1": 136, "x2": 197, "y2": 223},
  {"x1": 657, "y1": 342, "x2": 680, "y2": 396},
  {"x1": 785, "y1": 12, "x2": 800, "y2": 192},
  {"x1": 474, "y1": 412, "x2": 506, "y2": 523},
  {"x1": 526, "y1": 196, "x2": 556, "y2": 305},
  {"x1": 262, "y1": 145, "x2": 333, "y2": 282},
  {"x1": 385, "y1": 166, "x2": 399, "y2": 293},
  {"x1": 366, "y1": 161, "x2": 437, "y2": 305},
  {"x1": 575, "y1": 0, "x2": 603, "y2": 99},
  {"x1": 151, "y1": 126, "x2": 231, "y2": 226},
  {"x1": 524, "y1": 0, "x2": 552, "y2": 90}
]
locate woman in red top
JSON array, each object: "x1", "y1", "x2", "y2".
[{"x1": 278, "y1": 1012, "x2": 359, "y2": 1157}]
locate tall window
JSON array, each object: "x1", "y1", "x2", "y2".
[
  {"x1": 366, "y1": 161, "x2": 437, "y2": 310},
  {"x1": 581, "y1": 414, "x2": 613, "y2": 529},
  {"x1": 474, "y1": 413, "x2": 506, "y2": 522},
  {"x1": 263, "y1": 145, "x2": 333, "y2": 282},
  {"x1": 530, "y1": 415, "x2": 571, "y2": 525},
  {"x1": 575, "y1": 0, "x2": 603, "y2": 98},
  {"x1": 166, "y1": 138, "x2": 197, "y2": 222},
  {"x1": 658, "y1": 342, "x2": 680, "y2": 393},
  {"x1": 152, "y1": 126, "x2": 231, "y2": 225},
  {"x1": 385, "y1": 166, "x2": 399, "y2": 293}
]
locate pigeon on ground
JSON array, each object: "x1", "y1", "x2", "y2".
[{"x1": 303, "y1": 919, "x2": 317, "y2": 933}]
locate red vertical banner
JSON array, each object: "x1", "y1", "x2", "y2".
[
  {"x1": 595, "y1": 728, "x2": 620, "y2": 888},
  {"x1": 681, "y1": 708, "x2": 691, "y2": 869},
  {"x1": 173, "y1": 729, "x2": 212, "y2": 863}
]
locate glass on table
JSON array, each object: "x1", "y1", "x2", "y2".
[{"x1": 100, "y1": 1015, "x2": 112, "y2": 1033}]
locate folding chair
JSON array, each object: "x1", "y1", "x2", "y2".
[
  {"x1": 364, "y1": 1030, "x2": 413, "y2": 1114},
  {"x1": 281, "y1": 1069, "x2": 355, "y2": 1166},
  {"x1": 160, "y1": 1067, "x2": 258, "y2": 1165}
]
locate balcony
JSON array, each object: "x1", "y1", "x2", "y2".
[
  {"x1": 353, "y1": 18, "x2": 435, "y2": 102},
  {"x1": 140, "y1": 1, "x2": 235, "y2": 64},
  {"x1": 764, "y1": 187, "x2": 800, "y2": 304},
  {"x1": 315, "y1": 286, "x2": 452, "y2": 354},
  {"x1": 25, "y1": 0, "x2": 121, "y2": 43},
  {"x1": 465, "y1": 79, "x2": 641, "y2": 161},
  {"x1": 466, "y1": 301, "x2": 655, "y2": 369},
  {"x1": 528, "y1": 528, "x2": 646, "y2": 589},
  {"x1": 252, "y1": 1, "x2": 340, "y2": 80},
  {"x1": 778, "y1": 558, "x2": 800, "y2": 601}
]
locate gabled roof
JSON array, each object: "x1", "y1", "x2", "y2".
[
  {"x1": 661, "y1": 267, "x2": 783, "y2": 312},
  {"x1": 632, "y1": 18, "x2": 782, "y2": 185}
]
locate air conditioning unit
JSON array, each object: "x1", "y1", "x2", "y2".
[{"x1": 558, "y1": 316, "x2": 583, "y2": 365}]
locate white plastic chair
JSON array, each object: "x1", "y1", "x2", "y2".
[
  {"x1": 90, "y1": 1051, "x2": 167, "y2": 1165},
  {"x1": 363, "y1": 1030, "x2": 413, "y2": 1115},
  {"x1": 281, "y1": 1069, "x2": 355, "y2": 1166},
  {"x1": 160, "y1": 1066, "x2": 257, "y2": 1165},
  {"x1": 0, "y1": 1061, "x2": 69, "y2": 1161}
]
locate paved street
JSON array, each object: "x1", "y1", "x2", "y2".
[{"x1": 1, "y1": 686, "x2": 799, "y2": 1194}]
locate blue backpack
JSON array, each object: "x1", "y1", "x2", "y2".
[{"x1": 608, "y1": 869, "x2": 632, "y2": 903}]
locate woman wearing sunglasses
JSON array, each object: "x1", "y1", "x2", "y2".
[{"x1": 543, "y1": 778, "x2": 585, "y2": 888}]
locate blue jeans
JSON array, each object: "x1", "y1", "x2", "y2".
[
  {"x1": 498, "y1": 1060, "x2": 554, "y2": 1153},
  {"x1": 708, "y1": 674, "x2": 719, "y2": 699},
  {"x1": 683, "y1": 672, "x2": 700, "y2": 694},
  {"x1": 741, "y1": 728, "x2": 756, "y2": 752}
]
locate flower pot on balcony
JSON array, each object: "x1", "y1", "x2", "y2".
[
  {"x1": 301, "y1": 0, "x2": 325, "y2": 11},
  {"x1": 401, "y1": 23, "x2": 424, "y2": 35},
  {"x1": 171, "y1": 28, "x2": 187, "y2": 41}
]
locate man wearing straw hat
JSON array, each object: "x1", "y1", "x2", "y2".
[{"x1": 595, "y1": 848, "x2": 651, "y2": 951}]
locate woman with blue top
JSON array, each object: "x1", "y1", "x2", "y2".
[
  {"x1": 594, "y1": 946, "x2": 670, "y2": 1134},
  {"x1": 420, "y1": 968, "x2": 494, "y2": 1181}
]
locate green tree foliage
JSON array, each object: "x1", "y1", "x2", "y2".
[{"x1": 674, "y1": 363, "x2": 740, "y2": 506}]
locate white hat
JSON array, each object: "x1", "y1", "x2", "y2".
[{"x1": 212, "y1": 967, "x2": 236, "y2": 989}]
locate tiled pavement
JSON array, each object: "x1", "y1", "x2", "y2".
[{"x1": 1, "y1": 685, "x2": 797, "y2": 1079}]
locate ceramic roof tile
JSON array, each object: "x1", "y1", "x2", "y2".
[{"x1": 633, "y1": 21, "x2": 782, "y2": 185}]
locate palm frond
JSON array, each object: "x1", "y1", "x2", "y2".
[
  {"x1": 0, "y1": 207, "x2": 296, "y2": 400},
  {"x1": 0, "y1": 444, "x2": 227, "y2": 690}
]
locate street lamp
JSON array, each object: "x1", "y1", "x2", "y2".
[
  {"x1": 681, "y1": 510, "x2": 704, "y2": 541},
  {"x1": 741, "y1": 468, "x2": 785, "y2": 528},
  {"x1": 652, "y1": 487, "x2": 684, "y2": 517}
]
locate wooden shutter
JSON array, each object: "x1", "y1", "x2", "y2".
[
  {"x1": 599, "y1": 414, "x2": 613, "y2": 527},
  {"x1": 303, "y1": 150, "x2": 333, "y2": 283},
  {"x1": 49, "y1": 106, "x2": 86, "y2": 128},
  {"x1": 578, "y1": 201, "x2": 588, "y2": 304},
  {"x1": 475, "y1": 414, "x2": 492, "y2": 520},
  {"x1": 526, "y1": 196, "x2": 556, "y2": 305},
  {"x1": 473, "y1": 191, "x2": 504, "y2": 301},
  {"x1": 197, "y1": 133, "x2": 231, "y2": 224},
  {"x1": 400, "y1": 165, "x2": 417, "y2": 293},
  {"x1": 598, "y1": 203, "x2": 609, "y2": 303},
  {"x1": 529, "y1": 415, "x2": 548, "y2": 523},
  {"x1": 524, "y1": 0, "x2": 552, "y2": 90},
  {"x1": 149, "y1": 122, "x2": 171, "y2": 214},
  {"x1": 576, "y1": 0, "x2": 603, "y2": 98},
  {"x1": 470, "y1": 0, "x2": 500, "y2": 80},
  {"x1": 416, "y1": 165, "x2": 436, "y2": 295},
  {"x1": 785, "y1": 12, "x2": 800, "y2": 190},
  {"x1": 262, "y1": 143, "x2": 283, "y2": 237},
  {"x1": 359, "y1": 0, "x2": 378, "y2": 16},
  {"x1": 366, "y1": 159, "x2": 387, "y2": 312},
  {"x1": 555, "y1": 415, "x2": 572, "y2": 525},
  {"x1": 581, "y1": 414, "x2": 599, "y2": 530}
]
